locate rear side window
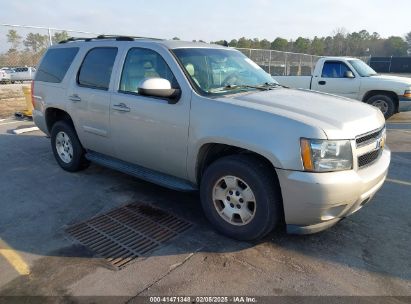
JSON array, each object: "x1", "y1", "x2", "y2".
[
  {"x1": 35, "y1": 48, "x2": 79, "y2": 83},
  {"x1": 77, "y1": 47, "x2": 118, "y2": 90}
]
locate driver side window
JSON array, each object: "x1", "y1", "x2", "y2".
[
  {"x1": 321, "y1": 61, "x2": 352, "y2": 78},
  {"x1": 119, "y1": 48, "x2": 178, "y2": 94}
]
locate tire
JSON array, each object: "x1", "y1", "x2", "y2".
[
  {"x1": 366, "y1": 94, "x2": 396, "y2": 119},
  {"x1": 200, "y1": 154, "x2": 282, "y2": 241},
  {"x1": 51, "y1": 120, "x2": 89, "y2": 172}
]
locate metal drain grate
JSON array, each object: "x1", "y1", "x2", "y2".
[{"x1": 66, "y1": 203, "x2": 192, "y2": 269}]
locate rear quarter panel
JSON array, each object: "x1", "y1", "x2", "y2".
[{"x1": 33, "y1": 45, "x2": 85, "y2": 136}]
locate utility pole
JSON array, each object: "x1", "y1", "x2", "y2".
[{"x1": 48, "y1": 28, "x2": 52, "y2": 46}]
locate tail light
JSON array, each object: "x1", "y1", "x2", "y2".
[{"x1": 31, "y1": 80, "x2": 35, "y2": 107}]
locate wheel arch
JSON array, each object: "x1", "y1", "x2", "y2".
[
  {"x1": 45, "y1": 107, "x2": 74, "y2": 134},
  {"x1": 362, "y1": 90, "x2": 399, "y2": 112},
  {"x1": 195, "y1": 143, "x2": 281, "y2": 186}
]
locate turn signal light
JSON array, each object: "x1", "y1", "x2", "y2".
[{"x1": 300, "y1": 139, "x2": 314, "y2": 171}]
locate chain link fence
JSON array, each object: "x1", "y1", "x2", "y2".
[
  {"x1": 236, "y1": 48, "x2": 369, "y2": 76},
  {"x1": 0, "y1": 24, "x2": 98, "y2": 68},
  {"x1": 369, "y1": 56, "x2": 411, "y2": 73},
  {"x1": 236, "y1": 48, "x2": 322, "y2": 76},
  {"x1": 1, "y1": 24, "x2": 371, "y2": 76}
]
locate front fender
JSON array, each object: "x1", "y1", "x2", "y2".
[{"x1": 186, "y1": 96, "x2": 326, "y2": 183}]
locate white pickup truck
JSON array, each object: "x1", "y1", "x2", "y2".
[
  {"x1": 10, "y1": 67, "x2": 36, "y2": 83},
  {"x1": 272, "y1": 57, "x2": 411, "y2": 118}
]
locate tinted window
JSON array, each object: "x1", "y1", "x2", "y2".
[
  {"x1": 321, "y1": 61, "x2": 352, "y2": 78},
  {"x1": 78, "y1": 47, "x2": 118, "y2": 90},
  {"x1": 119, "y1": 48, "x2": 178, "y2": 93},
  {"x1": 35, "y1": 48, "x2": 79, "y2": 83}
]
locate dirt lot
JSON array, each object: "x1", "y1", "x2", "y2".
[{"x1": 0, "y1": 83, "x2": 28, "y2": 118}]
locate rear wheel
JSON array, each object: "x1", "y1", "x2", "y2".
[
  {"x1": 366, "y1": 94, "x2": 396, "y2": 119},
  {"x1": 51, "y1": 120, "x2": 89, "y2": 172},
  {"x1": 200, "y1": 155, "x2": 282, "y2": 241}
]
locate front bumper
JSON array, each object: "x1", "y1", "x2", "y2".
[
  {"x1": 277, "y1": 148, "x2": 391, "y2": 234},
  {"x1": 399, "y1": 96, "x2": 411, "y2": 112}
]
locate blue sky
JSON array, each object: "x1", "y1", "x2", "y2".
[{"x1": 1, "y1": 0, "x2": 410, "y2": 42}]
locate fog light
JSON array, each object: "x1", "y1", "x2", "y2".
[{"x1": 320, "y1": 204, "x2": 347, "y2": 221}]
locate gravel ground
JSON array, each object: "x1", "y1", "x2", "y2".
[{"x1": 0, "y1": 83, "x2": 28, "y2": 118}]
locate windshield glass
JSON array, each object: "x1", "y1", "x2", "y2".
[
  {"x1": 172, "y1": 48, "x2": 276, "y2": 95},
  {"x1": 348, "y1": 59, "x2": 377, "y2": 77}
]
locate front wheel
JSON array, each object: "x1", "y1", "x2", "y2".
[
  {"x1": 51, "y1": 120, "x2": 89, "y2": 172},
  {"x1": 366, "y1": 94, "x2": 396, "y2": 119},
  {"x1": 200, "y1": 155, "x2": 282, "y2": 241}
]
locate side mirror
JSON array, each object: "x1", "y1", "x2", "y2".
[
  {"x1": 138, "y1": 78, "x2": 180, "y2": 103},
  {"x1": 344, "y1": 71, "x2": 355, "y2": 78}
]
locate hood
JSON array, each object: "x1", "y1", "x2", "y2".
[
  {"x1": 368, "y1": 74, "x2": 411, "y2": 86},
  {"x1": 219, "y1": 88, "x2": 385, "y2": 139}
]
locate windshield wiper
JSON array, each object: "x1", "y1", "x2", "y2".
[
  {"x1": 210, "y1": 82, "x2": 284, "y2": 93},
  {"x1": 209, "y1": 84, "x2": 268, "y2": 93},
  {"x1": 260, "y1": 82, "x2": 287, "y2": 89}
]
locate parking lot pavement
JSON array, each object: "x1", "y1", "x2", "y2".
[{"x1": 0, "y1": 116, "x2": 410, "y2": 301}]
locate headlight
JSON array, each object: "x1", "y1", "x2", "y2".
[
  {"x1": 404, "y1": 90, "x2": 411, "y2": 98},
  {"x1": 300, "y1": 138, "x2": 353, "y2": 172}
]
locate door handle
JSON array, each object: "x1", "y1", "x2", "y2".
[
  {"x1": 112, "y1": 103, "x2": 130, "y2": 112},
  {"x1": 318, "y1": 81, "x2": 326, "y2": 85},
  {"x1": 69, "y1": 94, "x2": 82, "y2": 102}
]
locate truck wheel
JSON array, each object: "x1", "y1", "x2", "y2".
[
  {"x1": 200, "y1": 155, "x2": 282, "y2": 241},
  {"x1": 366, "y1": 94, "x2": 395, "y2": 119},
  {"x1": 51, "y1": 120, "x2": 89, "y2": 172}
]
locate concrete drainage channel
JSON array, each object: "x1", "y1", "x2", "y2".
[{"x1": 66, "y1": 203, "x2": 193, "y2": 270}]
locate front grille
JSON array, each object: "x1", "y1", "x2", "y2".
[
  {"x1": 356, "y1": 127, "x2": 384, "y2": 147},
  {"x1": 358, "y1": 149, "x2": 381, "y2": 168}
]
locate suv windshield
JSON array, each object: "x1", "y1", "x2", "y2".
[
  {"x1": 172, "y1": 48, "x2": 276, "y2": 95},
  {"x1": 348, "y1": 59, "x2": 377, "y2": 77}
]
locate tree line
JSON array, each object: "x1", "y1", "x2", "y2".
[
  {"x1": 6, "y1": 29, "x2": 70, "y2": 53},
  {"x1": 1, "y1": 29, "x2": 71, "y2": 67},
  {"x1": 211, "y1": 29, "x2": 411, "y2": 57},
  {"x1": 2, "y1": 28, "x2": 411, "y2": 67}
]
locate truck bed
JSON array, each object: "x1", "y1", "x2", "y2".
[{"x1": 272, "y1": 76, "x2": 312, "y2": 89}]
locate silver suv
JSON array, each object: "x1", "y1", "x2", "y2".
[{"x1": 33, "y1": 36, "x2": 390, "y2": 240}]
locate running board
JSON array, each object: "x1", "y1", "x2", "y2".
[{"x1": 86, "y1": 151, "x2": 197, "y2": 192}]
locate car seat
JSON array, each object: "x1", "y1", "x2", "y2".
[
  {"x1": 121, "y1": 60, "x2": 160, "y2": 92},
  {"x1": 185, "y1": 63, "x2": 201, "y2": 87}
]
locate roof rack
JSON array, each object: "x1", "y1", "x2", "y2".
[{"x1": 59, "y1": 35, "x2": 163, "y2": 44}]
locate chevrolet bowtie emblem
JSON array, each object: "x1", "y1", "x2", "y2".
[{"x1": 376, "y1": 137, "x2": 385, "y2": 149}]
